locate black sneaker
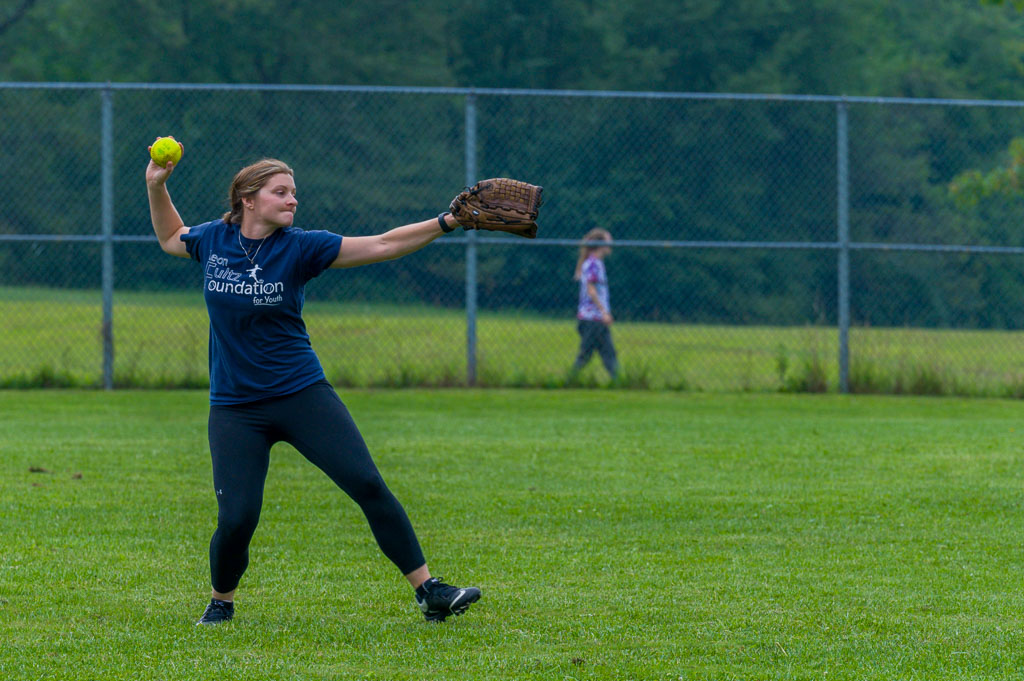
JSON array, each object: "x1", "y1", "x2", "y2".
[
  {"x1": 196, "y1": 598, "x2": 234, "y2": 625},
  {"x1": 414, "y1": 577, "x2": 480, "y2": 622}
]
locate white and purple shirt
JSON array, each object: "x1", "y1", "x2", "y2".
[{"x1": 577, "y1": 256, "x2": 610, "y2": 321}]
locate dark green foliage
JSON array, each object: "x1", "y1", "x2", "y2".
[{"x1": 7, "y1": 1, "x2": 1024, "y2": 332}]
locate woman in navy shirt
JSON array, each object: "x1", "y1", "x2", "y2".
[{"x1": 146, "y1": 144, "x2": 478, "y2": 625}]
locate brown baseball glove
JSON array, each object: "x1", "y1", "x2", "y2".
[{"x1": 449, "y1": 178, "x2": 543, "y2": 238}]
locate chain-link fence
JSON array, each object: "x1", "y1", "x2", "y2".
[{"x1": 4, "y1": 82, "x2": 1024, "y2": 394}]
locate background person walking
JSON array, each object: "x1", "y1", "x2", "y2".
[{"x1": 570, "y1": 228, "x2": 619, "y2": 381}]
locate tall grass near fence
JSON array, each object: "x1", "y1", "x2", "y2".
[{"x1": 4, "y1": 286, "x2": 1024, "y2": 394}]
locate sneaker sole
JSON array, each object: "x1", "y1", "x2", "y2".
[{"x1": 196, "y1": 615, "x2": 233, "y2": 626}]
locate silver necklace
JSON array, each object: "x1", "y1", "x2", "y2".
[{"x1": 238, "y1": 229, "x2": 268, "y2": 265}]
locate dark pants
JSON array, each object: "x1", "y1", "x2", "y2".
[
  {"x1": 206, "y1": 381, "x2": 425, "y2": 593},
  {"x1": 572, "y1": 319, "x2": 619, "y2": 378}
]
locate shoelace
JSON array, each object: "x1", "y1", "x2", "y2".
[
  {"x1": 428, "y1": 580, "x2": 465, "y2": 606},
  {"x1": 425, "y1": 578, "x2": 453, "y2": 594}
]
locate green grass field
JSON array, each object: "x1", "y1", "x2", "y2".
[
  {"x1": 6, "y1": 286, "x2": 1024, "y2": 394},
  {"x1": 3, "y1": 389, "x2": 1024, "y2": 679}
]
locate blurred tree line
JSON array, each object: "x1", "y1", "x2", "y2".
[
  {"x1": 6, "y1": 0, "x2": 1024, "y2": 329},
  {"x1": 6, "y1": 0, "x2": 1024, "y2": 97}
]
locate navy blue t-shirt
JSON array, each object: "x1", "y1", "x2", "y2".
[{"x1": 181, "y1": 219, "x2": 343, "y2": 405}]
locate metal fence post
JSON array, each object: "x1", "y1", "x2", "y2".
[
  {"x1": 101, "y1": 85, "x2": 115, "y2": 390},
  {"x1": 13, "y1": 83, "x2": 1024, "y2": 393},
  {"x1": 464, "y1": 92, "x2": 478, "y2": 386},
  {"x1": 836, "y1": 99, "x2": 850, "y2": 394}
]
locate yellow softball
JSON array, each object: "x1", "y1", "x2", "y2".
[{"x1": 150, "y1": 136, "x2": 183, "y2": 167}]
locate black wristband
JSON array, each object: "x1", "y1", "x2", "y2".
[{"x1": 438, "y1": 212, "x2": 455, "y2": 233}]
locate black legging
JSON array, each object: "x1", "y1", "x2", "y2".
[{"x1": 206, "y1": 381, "x2": 425, "y2": 593}]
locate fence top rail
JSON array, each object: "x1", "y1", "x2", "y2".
[{"x1": 5, "y1": 81, "x2": 1024, "y2": 108}]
